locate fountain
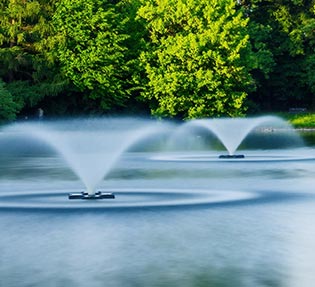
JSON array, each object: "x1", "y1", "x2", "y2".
[
  {"x1": 1, "y1": 116, "x2": 315, "y2": 287},
  {"x1": 0, "y1": 115, "x2": 313, "y2": 209},
  {"x1": 156, "y1": 115, "x2": 307, "y2": 162},
  {"x1": 0, "y1": 118, "x2": 171, "y2": 200},
  {"x1": 191, "y1": 116, "x2": 301, "y2": 158}
]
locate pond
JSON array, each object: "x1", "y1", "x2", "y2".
[{"x1": 0, "y1": 117, "x2": 315, "y2": 287}]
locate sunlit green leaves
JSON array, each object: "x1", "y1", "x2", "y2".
[
  {"x1": 1, "y1": 0, "x2": 315, "y2": 120},
  {"x1": 53, "y1": 0, "x2": 135, "y2": 111},
  {"x1": 138, "y1": 0, "x2": 252, "y2": 118}
]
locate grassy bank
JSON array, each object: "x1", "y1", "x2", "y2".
[{"x1": 277, "y1": 113, "x2": 315, "y2": 129}]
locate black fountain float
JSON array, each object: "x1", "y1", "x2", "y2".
[
  {"x1": 219, "y1": 154, "x2": 245, "y2": 159},
  {"x1": 69, "y1": 191, "x2": 115, "y2": 200}
]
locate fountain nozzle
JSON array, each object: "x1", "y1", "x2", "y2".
[
  {"x1": 219, "y1": 154, "x2": 245, "y2": 159},
  {"x1": 68, "y1": 191, "x2": 115, "y2": 200}
]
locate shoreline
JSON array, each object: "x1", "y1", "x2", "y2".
[{"x1": 294, "y1": 128, "x2": 315, "y2": 131}]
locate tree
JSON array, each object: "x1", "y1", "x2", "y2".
[
  {"x1": 137, "y1": 0, "x2": 254, "y2": 119},
  {"x1": 53, "y1": 0, "x2": 142, "y2": 112},
  {"x1": 243, "y1": 0, "x2": 315, "y2": 111},
  {"x1": 299, "y1": 2, "x2": 315, "y2": 108},
  {"x1": 0, "y1": 0, "x2": 67, "y2": 119},
  {"x1": 0, "y1": 79, "x2": 19, "y2": 121}
]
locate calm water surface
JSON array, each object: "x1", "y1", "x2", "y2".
[{"x1": 1, "y1": 134, "x2": 315, "y2": 286}]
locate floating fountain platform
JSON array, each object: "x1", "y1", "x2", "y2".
[
  {"x1": 219, "y1": 155, "x2": 245, "y2": 159},
  {"x1": 68, "y1": 191, "x2": 115, "y2": 200}
]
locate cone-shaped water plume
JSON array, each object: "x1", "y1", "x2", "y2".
[
  {"x1": 1, "y1": 118, "x2": 171, "y2": 196},
  {"x1": 166, "y1": 116, "x2": 302, "y2": 157}
]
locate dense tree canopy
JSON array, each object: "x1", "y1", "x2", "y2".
[
  {"x1": 53, "y1": 0, "x2": 132, "y2": 111},
  {"x1": 0, "y1": 79, "x2": 19, "y2": 121},
  {"x1": 137, "y1": 0, "x2": 253, "y2": 118},
  {"x1": 244, "y1": 0, "x2": 315, "y2": 111},
  {"x1": 0, "y1": 0, "x2": 67, "y2": 120},
  {"x1": 1, "y1": 0, "x2": 315, "y2": 121}
]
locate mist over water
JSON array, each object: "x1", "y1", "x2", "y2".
[
  {"x1": 0, "y1": 116, "x2": 315, "y2": 286},
  {"x1": 166, "y1": 116, "x2": 303, "y2": 154},
  {"x1": 1, "y1": 118, "x2": 173, "y2": 195}
]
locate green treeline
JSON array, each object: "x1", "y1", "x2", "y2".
[{"x1": 1, "y1": 0, "x2": 315, "y2": 121}]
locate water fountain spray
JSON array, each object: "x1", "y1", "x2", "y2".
[
  {"x1": 3, "y1": 118, "x2": 171, "y2": 200},
  {"x1": 178, "y1": 116, "x2": 300, "y2": 158}
]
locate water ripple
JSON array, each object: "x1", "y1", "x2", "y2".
[{"x1": 0, "y1": 188, "x2": 303, "y2": 212}]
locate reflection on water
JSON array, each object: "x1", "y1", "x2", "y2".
[
  {"x1": 299, "y1": 130, "x2": 315, "y2": 147},
  {"x1": 0, "y1": 144, "x2": 315, "y2": 286}
]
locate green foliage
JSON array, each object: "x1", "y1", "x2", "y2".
[
  {"x1": 0, "y1": 0, "x2": 68, "y2": 119},
  {"x1": 0, "y1": 80, "x2": 19, "y2": 121},
  {"x1": 53, "y1": 0, "x2": 141, "y2": 112},
  {"x1": 1, "y1": 0, "x2": 315, "y2": 118},
  {"x1": 286, "y1": 113, "x2": 315, "y2": 128},
  {"x1": 244, "y1": 0, "x2": 315, "y2": 111},
  {"x1": 137, "y1": 0, "x2": 254, "y2": 119}
]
